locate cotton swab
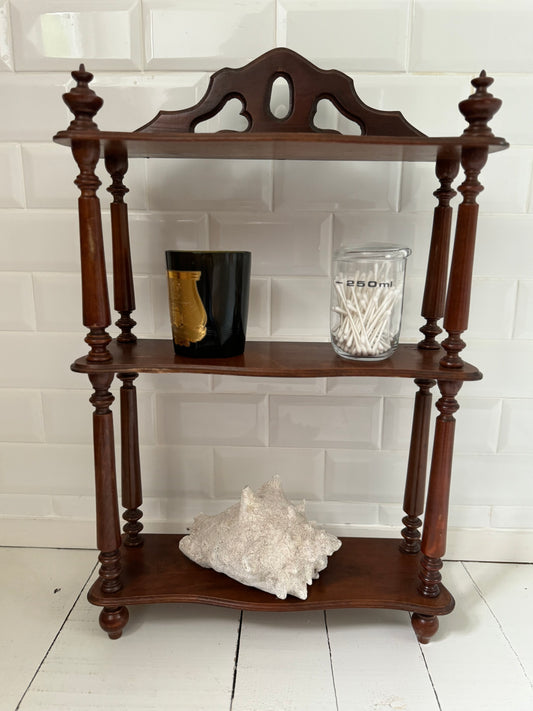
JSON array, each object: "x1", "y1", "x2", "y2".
[{"x1": 331, "y1": 261, "x2": 403, "y2": 359}]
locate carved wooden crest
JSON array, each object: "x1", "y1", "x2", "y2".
[{"x1": 135, "y1": 48, "x2": 425, "y2": 137}]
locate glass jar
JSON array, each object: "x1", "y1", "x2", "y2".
[{"x1": 330, "y1": 243, "x2": 411, "y2": 361}]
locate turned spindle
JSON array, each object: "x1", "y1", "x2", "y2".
[
  {"x1": 118, "y1": 373, "x2": 143, "y2": 547},
  {"x1": 89, "y1": 373, "x2": 129, "y2": 639},
  {"x1": 64, "y1": 68, "x2": 112, "y2": 362},
  {"x1": 106, "y1": 143, "x2": 137, "y2": 343},
  {"x1": 418, "y1": 380, "x2": 462, "y2": 602},
  {"x1": 418, "y1": 157, "x2": 459, "y2": 350},
  {"x1": 400, "y1": 379, "x2": 435, "y2": 553},
  {"x1": 440, "y1": 72, "x2": 502, "y2": 368}
]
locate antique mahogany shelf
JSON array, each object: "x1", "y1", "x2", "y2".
[
  {"x1": 72, "y1": 340, "x2": 482, "y2": 381},
  {"x1": 88, "y1": 535, "x2": 454, "y2": 617},
  {"x1": 54, "y1": 48, "x2": 508, "y2": 643}
]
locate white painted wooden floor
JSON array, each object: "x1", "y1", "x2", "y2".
[{"x1": 1, "y1": 548, "x2": 532, "y2": 711}]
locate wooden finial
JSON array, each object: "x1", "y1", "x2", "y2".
[
  {"x1": 62, "y1": 64, "x2": 103, "y2": 131},
  {"x1": 459, "y1": 70, "x2": 502, "y2": 137}
]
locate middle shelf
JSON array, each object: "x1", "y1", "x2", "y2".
[{"x1": 71, "y1": 340, "x2": 482, "y2": 380}]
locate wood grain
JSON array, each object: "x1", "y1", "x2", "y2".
[
  {"x1": 88, "y1": 534, "x2": 455, "y2": 617},
  {"x1": 54, "y1": 130, "x2": 508, "y2": 162},
  {"x1": 72, "y1": 340, "x2": 482, "y2": 381}
]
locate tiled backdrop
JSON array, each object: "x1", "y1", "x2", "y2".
[{"x1": 0, "y1": 0, "x2": 532, "y2": 559}]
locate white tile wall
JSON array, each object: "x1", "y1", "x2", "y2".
[
  {"x1": 0, "y1": 390, "x2": 44, "y2": 443},
  {"x1": 333, "y1": 212, "x2": 431, "y2": 277},
  {"x1": 271, "y1": 276, "x2": 330, "y2": 338},
  {"x1": 453, "y1": 398, "x2": 502, "y2": 454},
  {"x1": 0, "y1": 2, "x2": 532, "y2": 551},
  {"x1": 325, "y1": 450, "x2": 407, "y2": 503},
  {"x1": 491, "y1": 506, "x2": 533, "y2": 529},
  {"x1": 410, "y1": 0, "x2": 533, "y2": 73},
  {"x1": 93, "y1": 72, "x2": 206, "y2": 133},
  {"x1": 213, "y1": 446, "x2": 325, "y2": 500},
  {"x1": 278, "y1": 0, "x2": 410, "y2": 72},
  {"x1": 156, "y1": 393, "x2": 267, "y2": 446},
  {"x1": 490, "y1": 76, "x2": 533, "y2": 146},
  {"x1": 353, "y1": 74, "x2": 467, "y2": 138},
  {"x1": 10, "y1": 0, "x2": 143, "y2": 71},
  {"x1": 0, "y1": 143, "x2": 24, "y2": 207},
  {"x1": 247, "y1": 277, "x2": 270, "y2": 338},
  {"x1": 0, "y1": 443, "x2": 93, "y2": 495},
  {"x1": 209, "y1": 213, "x2": 332, "y2": 276},
  {"x1": 0, "y1": 74, "x2": 69, "y2": 141},
  {"x1": 498, "y1": 400, "x2": 533, "y2": 453},
  {"x1": 514, "y1": 281, "x2": 533, "y2": 339},
  {"x1": 146, "y1": 158, "x2": 273, "y2": 212},
  {"x1": 129, "y1": 213, "x2": 209, "y2": 274},
  {"x1": 143, "y1": 0, "x2": 275, "y2": 70},
  {"x1": 21, "y1": 144, "x2": 78, "y2": 209},
  {"x1": 474, "y1": 215, "x2": 533, "y2": 278},
  {"x1": 0, "y1": 272, "x2": 35, "y2": 330},
  {"x1": 140, "y1": 444, "x2": 214, "y2": 498},
  {"x1": 0, "y1": 493, "x2": 52, "y2": 517},
  {"x1": 269, "y1": 395, "x2": 382, "y2": 449},
  {"x1": 464, "y1": 341, "x2": 533, "y2": 399},
  {"x1": 0, "y1": 333, "x2": 83, "y2": 389},
  {"x1": 212, "y1": 374, "x2": 325, "y2": 395},
  {"x1": 274, "y1": 160, "x2": 401, "y2": 212},
  {"x1": 0, "y1": 211, "x2": 80, "y2": 272},
  {"x1": 401, "y1": 148, "x2": 533, "y2": 214},
  {"x1": 451, "y1": 453, "x2": 533, "y2": 506},
  {"x1": 0, "y1": 0, "x2": 12, "y2": 71},
  {"x1": 41, "y1": 389, "x2": 155, "y2": 445}
]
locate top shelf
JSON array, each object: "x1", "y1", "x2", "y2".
[{"x1": 53, "y1": 130, "x2": 509, "y2": 163}]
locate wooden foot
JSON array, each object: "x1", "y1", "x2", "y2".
[
  {"x1": 99, "y1": 605, "x2": 129, "y2": 639},
  {"x1": 411, "y1": 613, "x2": 439, "y2": 644}
]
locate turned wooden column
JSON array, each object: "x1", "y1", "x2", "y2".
[
  {"x1": 105, "y1": 143, "x2": 137, "y2": 343},
  {"x1": 440, "y1": 71, "x2": 502, "y2": 368},
  {"x1": 118, "y1": 372, "x2": 143, "y2": 547},
  {"x1": 418, "y1": 156, "x2": 459, "y2": 350},
  {"x1": 63, "y1": 66, "x2": 112, "y2": 363},
  {"x1": 89, "y1": 373, "x2": 129, "y2": 639},
  {"x1": 400, "y1": 378, "x2": 435, "y2": 553},
  {"x1": 412, "y1": 379, "x2": 462, "y2": 643}
]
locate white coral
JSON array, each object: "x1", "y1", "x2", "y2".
[{"x1": 179, "y1": 475, "x2": 341, "y2": 600}]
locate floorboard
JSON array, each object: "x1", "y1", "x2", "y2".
[
  {"x1": 19, "y1": 569, "x2": 241, "y2": 711},
  {"x1": 4, "y1": 549, "x2": 533, "y2": 711},
  {"x1": 231, "y1": 611, "x2": 338, "y2": 711},
  {"x1": 326, "y1": 608, "x2": 441, "y2": 711},
  {"x1": 464, "y1": 561, "x2": 533, "y2": 686},
  {"x1": 420, "y1": 561, "x2": 533, "y2": 711},
  {"x1": 0, "y1": 548, "x2": 95, "y2": 711}
]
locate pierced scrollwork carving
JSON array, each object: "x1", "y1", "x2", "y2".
[{"x1": 135, "y1": 48, "x2": 425, "y2": 137}]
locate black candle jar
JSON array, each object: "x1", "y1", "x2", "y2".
[{"x1": 166, "y1": 250, "x2": 251, "y2": 358}]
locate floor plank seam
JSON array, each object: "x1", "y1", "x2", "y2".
[
  {"x1": 229, "y1": 610, "x2": 244, "y2": 711},
  {"x1": 14, "y1": 560, "x2": 98, "y2": 711},
  {"x1": 413, "y1": 613, "x2": 443, "y2": 711},
  {"x1": 462, "y1": 562, "x2": 533, "y2": 690},
  {"x1": 323, "y1": 611, "x2": 340, "y2": 711}
]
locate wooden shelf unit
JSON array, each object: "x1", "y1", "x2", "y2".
[{"x1": 54, "y1": 48, "x2": 508, "y2": 643}]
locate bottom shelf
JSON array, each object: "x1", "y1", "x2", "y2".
[{"x1": 88, "y1": 534, "x2": 454, "y2": 617}]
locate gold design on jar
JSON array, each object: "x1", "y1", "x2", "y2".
[{"x1": 167, "y1": 270, "x2": 207, "y2": 346}]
